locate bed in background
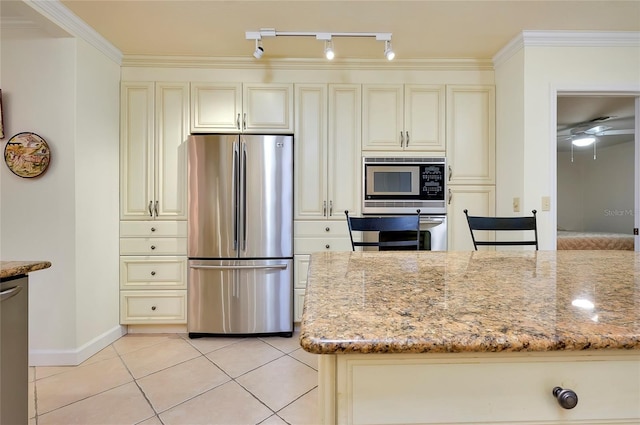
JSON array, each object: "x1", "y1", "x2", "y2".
[{"x1": 557, "y1": 230, "x2": 635, "y2": 250}]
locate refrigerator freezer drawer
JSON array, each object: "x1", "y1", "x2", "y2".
[
  {"x1": 120, "y1": 238, "x2": 187, "y2": 255},
  {"x1": 188, "y1": 259, "x2": 293, "y2": 336}
]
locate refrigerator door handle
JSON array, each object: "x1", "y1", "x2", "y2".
[
  {"x1": 190, "y1": 264, "x2": 288, "y2": 270},
  {"x1": 242, "y1": 143, "x2": 248, "y2": 251},
  {"x1": 232, "y1": 141, "x2": 239, "y2": 250}
]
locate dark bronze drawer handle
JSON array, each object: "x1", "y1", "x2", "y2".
[
  {"x1": 553, "y1": 386, "x2": 578, "y2": 409},
  {"x1": 151, "y1": 306, "x2": 157, "y2": 311}
]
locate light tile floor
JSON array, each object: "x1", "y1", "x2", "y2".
[{"x1": 29, "y1": 331, "x2": 319, "y2": 425}]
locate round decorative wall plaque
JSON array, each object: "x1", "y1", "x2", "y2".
[{"x1": 4, "y1": 132, "x2": 51, "y2": 178}]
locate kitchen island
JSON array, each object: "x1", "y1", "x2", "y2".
[{"x1": 299, "y1": 251, "x2": 640, "y2": 424}]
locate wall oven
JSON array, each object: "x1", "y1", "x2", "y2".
[
  {"x1": 362, "y1": 157, "x2": 446, "y2": 215},
  {"x1": 364, "y1": 215, "x2": 447, "y2": 251}
]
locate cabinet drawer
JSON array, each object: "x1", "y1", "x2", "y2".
[
  {"x1": 337, "y1": 353, "x2": 640, "y2": 424},
  {"x1": 120, "y1": 256, "x2": 187, "y2": 289},
  {"x1": 295, "y1": 220, "x2": 349, "y2": 238},
  {"x1": 120, "y1": 290, "x2": 186, "y2": 324},
  {"x1": 295, "y1": 237, "x2": 353, "y2": 254},
  {"x1": 120, "y1": 221, "x2": 187, "y2": 237},
  {"x1": 120, "y1": 238, "x2": 187, "y2": 255}
]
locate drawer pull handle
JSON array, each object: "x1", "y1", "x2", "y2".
[
  {"x1": 325, "y1": 227, "x2": 330, "y2": 232},
  {"x1": 151, "y1": 306, "x2": 157, "y2": 311},
  {"x1": 552, "y1": 387, "x2": 578, "y2": 409},
  {"x1": 150, "y1": 271, "x2": 156, "y2": 276},
  {"x1": 151, "y1": 227, "x2": 156, "y2": 232},
  {"x1": 325, "y1": 244, "x2": 330, "y2": 249},
  {"x1": 150, "y1": 245, "x2": 156, "y2": 250}
]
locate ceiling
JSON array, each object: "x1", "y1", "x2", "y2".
[
  {"x1": 1, "y1": 1, "x2": 638, "y2": 150},
  {"x1": 4, "y1": 0, "x2": 639, "y2": 61}
]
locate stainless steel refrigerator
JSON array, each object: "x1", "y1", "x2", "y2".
[{"x1": 186, "y1": 134, "x2": 293, "y2": 337}]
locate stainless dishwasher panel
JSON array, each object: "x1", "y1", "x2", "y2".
[
  {"x1": 1, "y1": 275, "x2": 28, "y2": 425},
  {"x1": 187, "y1": 259, "x2": 293, "y2": 336}
]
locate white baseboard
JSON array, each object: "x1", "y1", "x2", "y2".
[{"x1": 29, "y1": 325, "x2": 127, "y2": 366}]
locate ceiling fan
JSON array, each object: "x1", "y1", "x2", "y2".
[
  {"x1": 557, "y1": 115, "x2": 635, "y2": 160},
  {"x1": 557, "y1": 115, "x2": 635, "y2": 146}
]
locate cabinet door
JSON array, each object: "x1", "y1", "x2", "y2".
[
  {"x1": 446, "y1": 86, "x2": 496, "y2": 185},
  {"x1": 404, "y1": 85, "x2": 445, "y2": 151},
  {"x1": 295, "y1": 84, "x2": 328, "y2": 220},
  {"x1": 190, "y1": 82, "x2": 241, "y2": 133},
  {"x1": 328, "y1": 84, "x2": 362, "y2": 217},
  {"x1": 362, "y1": 85, "x2": 403, "y2": 151},
  {"x1": 243, "y1": 83, "x2": 294, "y2": 133},
  {"x1": 121, "y1": 82, "x2": 154, "y2": 220},
  {"x1": 155, "y1": 82, "x2": 189, "y2": 220},
  {"x1": 447, "y1": 185, "x2": 495, "y2": 251}
]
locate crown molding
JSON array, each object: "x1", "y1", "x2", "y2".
[
  {"x1": 22, "y1": 0, "x2": 123, "y2": 65},
  {"x1": 493, "y1": 30, "x2": 640, "y2": 67},
  {"x1": 121, "y1": 55, "x2": 494, "y2": 71}
]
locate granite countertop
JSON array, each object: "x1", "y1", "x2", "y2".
[
  {"x1": 299, "y1": 250, "x2": 640, "y2": 354},
  {"x1": 1, "y1": 261, "x2": 52, "y2": 279}
]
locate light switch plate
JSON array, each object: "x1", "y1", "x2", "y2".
[
  {"x1": 542, "y1": 196, "x2": 551, "y2": 211},
  {"x1": 513, "y1": 197, "x2": 520, "y2": 212}
]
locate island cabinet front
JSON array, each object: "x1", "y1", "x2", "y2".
[{"x1": 319, "y1": 352, "x2": 640, "y2": 425}]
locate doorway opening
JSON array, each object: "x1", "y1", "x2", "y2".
[{"x1": 555, "y1": 93, "x2": 639, "y2": 251}]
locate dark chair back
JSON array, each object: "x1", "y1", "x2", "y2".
[
  {"x1": 345, "y1": 210, "x2": 421, "y2": 251},
  {"x1": 464, "y1": 209, "x2": 538, "y2": 250}
]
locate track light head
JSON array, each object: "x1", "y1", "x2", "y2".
[
  {"x1": 384, "y1": 40, "x2": 395, "y2": 61},
  {"x1": 324, "y1": 40, "x2": 335, "y2": 60},
  {"x1": 253, "y1": 39, "x2": 264, "y2": 59}
]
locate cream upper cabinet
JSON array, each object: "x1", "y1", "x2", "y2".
[
  {"x1": 120, "y1": 82, "x2": 189, "y2": 221},
  {"x1": 362, "y1": 84, "x2": 445, "y2": 152},
  {"x1": 190, "y1": 82, "x2": 293, "y2": 133},
  {"x1": 447, "y1": 185, "x2": 495, "y2": 251},
  {"x1": 446, "y1": 85, "x2": 496, "y2": 185},
  {"x1": 294, "y1": 84, "x2": 361, "y2": 220}
]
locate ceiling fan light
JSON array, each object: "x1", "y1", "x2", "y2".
[{"x1": 572, "y1": 136, "x2": 596, "y2": 147}]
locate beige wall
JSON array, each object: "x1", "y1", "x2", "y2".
[
  {"x1": 495, "y1": 44, "x2": 640, "y2": 249},
  {"x1": 1, "y1": 34, "x2": 122, "y2": 365}
]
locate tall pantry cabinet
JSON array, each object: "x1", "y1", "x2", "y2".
[
  {"x1": 119, "y1": 82, "x2": 189, "y2": 325},
  {"x1": 446, "y1": 85, "x2": 496, "y2": 250},
  {"x1": 293, "y1": 84, "x2": 362, "y2": 321}
]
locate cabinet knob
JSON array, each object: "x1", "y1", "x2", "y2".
[
  {"x1": 150, "y1": 245, "x2": 156, "y2": 250},
  {"x1": 151, "y1": 306, "x2": 157, "y2": 311},
  {"x1": 325, "y1": 244, "x2": 330, "y2": 249},
  {"x1": 151, "y1": 227, "x2": 156, "y2": 232},
  {"x1": 552, "y1": 387, "x2": 578, "y2": 409},
  {"x1": 325, "y1": 227, "x2": 330, "y2": 232},
  {"x1": 150, "y1": 271, "x2": 156, "y2": 276}
]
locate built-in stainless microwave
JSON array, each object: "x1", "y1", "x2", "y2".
[{"x1": 362, "y1": 157, "x2": 446, "y2": 214}]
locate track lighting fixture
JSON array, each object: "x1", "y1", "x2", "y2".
[
  {"x1": 246, "y1": 28, "x2": 394, "y2": 60},
  {"x1": 253, "y1": 39, "x2": 264, "y2": 59},
  {"x1": 324, "y1": 40, "x2": 335, "y2": 60},
  {"x1": 384, "y1": 40, "x2": 395, "y2": 61}
]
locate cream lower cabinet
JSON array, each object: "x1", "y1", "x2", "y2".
[
  {"x1": 320, "y1": 351, "x2": 640, "y2": 425},
  {"x1": 293, "y1": 221, "x2": 355, "y2": 322},
  {"x1": 190, "y1": 82, "x2": 293, "y2": 133},
  {"x1": 295, "y1": 84, "x2": 362, "y2": 220},
  {"x1": 362, "y1": 84, "x2": 445, "y2": 152},
  {"x1": 120, "y1": 81, "x2": 189, "y2": 221},
  {"x1": 119, "y1": 221, "x2": 187, "y2": 324},
  {"x1": 447, "y1": 185, "x2": 495, "y2": 250}
]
